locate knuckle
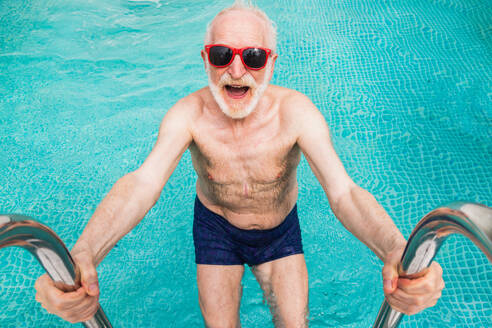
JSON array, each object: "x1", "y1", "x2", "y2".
[
  {"x1": 407, "y1": 306, "x2": 418, "y2": 315},
  {"x1": 52, "y1": 303, "x2": 62, "y2": 312},
  {"x1": 434, "y1": 262, "x2": 443, "y2": 274},
  {"x1": 90, "y1": 304, "x2": 99, "y2": 316},
  {"x1": 86, "y1": 269, "x2": 98, "y2": 279},
  {"x1": 381, "y1": 266, "x2": 391, "y2": 276},
  {"x1": 423, "y1": 280, "x2": 433, "y2": 292},
  {"x1": 35, "y1": 275, "x2": 48, "y2": 290},
  {"x1": 80, "y1": 315, "x2": 90, "y2": 322},
  {"x1": 391, "y1": 304, "x2": 404, "y2": 313},
  {"x1": 386, "y1": 298, "x2": 398, "y2": 309},
  {"x1": 73, "y1": 252, "x2": 90, "y2": 265},
  {"x1": 51, "y1": 298, "x2": 66, "y2": 312},
  {"x1": 84, "y1": 313, "x2": 96, "y2": 322},
  {"x1": 67, "y1": 316, "x2": 80, "y2": 324},
  {"x1": 80, "y1": 306, "x2": 98, "y2": 321},
  {"x1": 81, "y1": 267, "x2": 98, "y2": 282},
  {"x1": 414, "y1": 296, "x2": 426, "y2": 307}
]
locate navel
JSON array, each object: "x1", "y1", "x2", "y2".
[{"x1": 243, "y1": 182, "x2": 249, "y2": 197}]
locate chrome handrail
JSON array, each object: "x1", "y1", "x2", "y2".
[
  {"x1": 0, "y1": 214, "x2": 112, "y2": 328},
  {"x1": 373, "y1": 202, "x2": 492, "y2": 328}
]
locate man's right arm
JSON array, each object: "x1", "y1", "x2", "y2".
[
  {"x1": 34, "y1": 96, "x2": 195, "y2": 323},
  {"x1": 72, "y1": 97, "x2": 194, "y2": 265}
]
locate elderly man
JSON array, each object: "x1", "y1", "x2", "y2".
[{"x1": 35, "y1": 2, "x2": 444, "y2": 327}]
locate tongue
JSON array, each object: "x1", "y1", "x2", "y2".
[{"x1": 226, "y1": 86, "x2": 249, "y2": 98}]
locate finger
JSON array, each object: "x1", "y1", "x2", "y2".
[
  {"x1": 60, "y1": 287, "x2": 91, "y2": 305},
  {"x1": 63, "y1": 296, "x2": 99, "y2": 323},
  {"x1": 387, "y1": 290, "x2": 440, "y2": 315},
  {"x1": 397, "y1": 263, "x2": 444, "y2": 295},
  {"x1": 65, "y1": 294, "x2": 99, "y2": 315},
  {"x1": 386, "y1": 294, "x2": 421, "y2": 315},
  {"x1": 78, "y1": 302, "x2": 100, "y2": 322},
  {"x1": 385, "y1": 294, "x2": 411, "y2": 314},
  {"x1": 390, "y1": 287, "x2": 425, "y2": 308},
  {"x1": 35, "y1": 274, "x2": 67, "y2": 303},
  {"x1": 43, "y1": 290, "x2": 96, "y2": 322},
  {"x1": 391, "y1": 284, "x2": 441, "y2": 311},
  {"x1": 35, "y1": 274, "x2": 57, "y2": 292},
  {"x1": 73, "y1": 251, "x2": 99, "y2": 296},
  {"x1": 44, "y1": 286, "x2": 87, "y2": 311},
  {"x1": 397, "y1": 276, "x2": 440, "y2": 295}
]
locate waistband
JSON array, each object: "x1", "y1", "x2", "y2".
[{"x1": 194, "y1": 196, "x2": 298, "y2": 244}]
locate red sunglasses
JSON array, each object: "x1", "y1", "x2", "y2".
[{"x1": 205, "y1": 44, "x2": 272, "y2": 70}]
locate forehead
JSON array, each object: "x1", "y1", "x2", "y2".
[{"x1": 210, "y1": 10, "x2": 268, "y2": 48}]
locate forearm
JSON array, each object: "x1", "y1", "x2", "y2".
[
  {"x1": 72, "y1": 172, "x2": 161, "y2": 266},
  {"x1": 331, "y1": 185, "x2": 406, "y2": 261}
]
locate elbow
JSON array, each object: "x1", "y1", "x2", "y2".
[
  {"x1": 124, "y1": 171, "x2": 162, "y2": 205},
  {"x1": 329, "y1": 183, "x2": 362, "y2": 215}
]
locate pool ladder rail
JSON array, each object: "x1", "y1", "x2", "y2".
[
  {"x1": 0, "y1": 202, "x2": 490, "y2": 327},
  {"x1": 0, "y1": 214, "x2": 112, "y2": 328},
  {"x1": 373, "y1": 202, "x2": 492, "y2": 328}
]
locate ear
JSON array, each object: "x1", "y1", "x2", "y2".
[
  {"x1": 201, "y1": 49, "x2": 207, "y2": 68},
  {"x1": 269, "y1": 54, "x2": 278, "y2": 78}
]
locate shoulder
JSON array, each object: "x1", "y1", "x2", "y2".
[
  {"x1": 267, "y1": 85, "x2": 319, "y2": 116},
  {"x1": 167, "y1": 88, "x2": 205, "y2": 117},
  {"x1": 268, "y1": 85, "x2": 326, "y2": 129},
  {"x1": 160, "y1": 88, "x2": 208, "y2": 126},
  {"x1": 156, "y1": 89, "x2": 208, "y2": 141}
]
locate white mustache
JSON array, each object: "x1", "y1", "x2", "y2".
[{"x1": 218, "y1": 72, "x2": 257, "y2": 89}]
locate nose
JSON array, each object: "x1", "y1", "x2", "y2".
[{"x1": 227, "y1": 54, "x2": 247, "y2": 79}]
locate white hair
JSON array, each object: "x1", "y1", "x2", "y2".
[{"x1": 204, "y1": 0, "x2": 277, "y2": 52}]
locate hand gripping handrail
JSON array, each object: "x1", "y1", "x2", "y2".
[
  {"x1": 0, "y1": 214, "x2": 112, "y2": 328},
  {"x1": 373, "y1": 202, "x2": 492, "y2": 328}
]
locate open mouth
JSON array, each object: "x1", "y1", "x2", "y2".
[{"x1": 224, "y1": 85, "x2": 250, "y2": 99}]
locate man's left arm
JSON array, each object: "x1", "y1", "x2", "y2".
[{"x1": 292, "y1": 93, "x2": 444, "y2": 315}]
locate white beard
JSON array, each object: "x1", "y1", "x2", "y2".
[{"x1": 206, "y1": 59, "x2": 272, "y2": 119}]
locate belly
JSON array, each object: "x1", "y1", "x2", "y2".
[
  {"x1": 207, "y1": 178, "x2": 288, "y2": 206},
  {"x1": 196, "y1": 176, "x2": 298, "y2": 229}
]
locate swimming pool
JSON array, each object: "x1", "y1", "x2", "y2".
[{"x1": 0, "y1": 0, "x2": 490, "y2": 326}]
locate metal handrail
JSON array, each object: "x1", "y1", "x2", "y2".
[
  {"x1": 373, "y1": 202, "x2": 492, "y2": 328},
  {"x1": 0, "y1": 214, "x2": 112, "y2": 328}
]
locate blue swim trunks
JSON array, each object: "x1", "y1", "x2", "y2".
[{"x1": 193, "y1": 196, "x2": 303, "y2": 266}]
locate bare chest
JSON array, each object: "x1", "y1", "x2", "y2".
[{"x1": 190, "y1": 123, "x2": 300, "y2": 185}]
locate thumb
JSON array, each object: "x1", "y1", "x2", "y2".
[
  {"x1": 382, "y1": 262, "x2": 399, "y2": 294},
  {"x1": 73, "y1": 249, "x2": 99, "y2": 297},
  {"x1": 382, "y1": 249, "x2": 403, "y2": 295}
]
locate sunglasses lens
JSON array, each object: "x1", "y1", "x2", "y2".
[
  {"x1": 209, "y1": 46, "x2": 233, "y2": 66},
  {"x1": 243, "y1": 48, "x2": 267, "y2": 69}
]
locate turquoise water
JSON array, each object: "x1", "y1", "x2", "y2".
[{"x1": 0, "y1": 0, "x2": 491, "y2": 327}]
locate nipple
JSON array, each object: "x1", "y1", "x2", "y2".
[{"x1": 207, "y1": 173, "x2": 214, "y2": 181}]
